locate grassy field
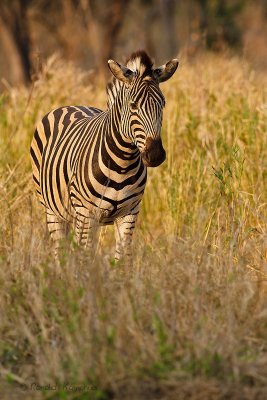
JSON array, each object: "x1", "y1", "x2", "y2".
[{"x1": 0, "y1": 53, "x2": 267, "y2": 399}]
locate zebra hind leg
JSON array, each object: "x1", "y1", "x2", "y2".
[
  {"x1": 114, "y1": 213, "x2": 138, "y2": 265},
  {"x1": 46, "y1": 209, "x2": 69, "y2": 262}
]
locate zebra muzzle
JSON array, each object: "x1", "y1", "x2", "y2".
[{"x1": 141, "y1": 137, "x2": 166, "y2": 167}]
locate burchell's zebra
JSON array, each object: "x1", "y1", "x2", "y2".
[{"x1": 30, "y1": 50, "x2": 178, "y2": 262}]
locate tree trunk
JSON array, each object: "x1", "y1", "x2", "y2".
[
  {"x1": 160, "y1": 0, "x2": 178, "y2": 58},
  {"x1": 82, "y1": 0, "x2": 129, "y2": 77},
  {"x1": 0, "y1": 0, "x2": 31, "y2": 86}
]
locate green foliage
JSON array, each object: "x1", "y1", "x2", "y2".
[
  {"x1": 182, "y1": 352, "x2": 224, "y2": 378},
  {"x1": 213, "y1": 144, "x2": 245, "y2": 197},
  {"x1": 148, "y1": 314, "x2": 175, "y2": 378}
]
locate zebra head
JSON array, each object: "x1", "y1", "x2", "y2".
[{"x1": 108, "y1": 51, "x2": 179, "y2": 167}]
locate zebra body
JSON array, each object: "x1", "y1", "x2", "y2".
[{"x1": 30, "y1": 51, "x2": 178, "y2": 261}]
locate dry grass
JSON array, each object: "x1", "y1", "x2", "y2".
[{"x1": 0, "y1": 54, "x2": 267, "y2": 399}]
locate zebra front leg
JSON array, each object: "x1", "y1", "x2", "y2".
[
  {"x1": 46, "y1": 209, "x2": 69, "y2": 261},
  {"x1": 74, "y1": 210, "x2": 99, "y2": 252},
  {"x1": 114, "y1": 213, "x2": 138, "y2": 264}
]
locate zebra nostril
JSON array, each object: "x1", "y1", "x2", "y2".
[{"x1": 141, "y1": 138, "x2": 166, "y2": 167}]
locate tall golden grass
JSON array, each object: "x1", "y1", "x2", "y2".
[{"x1": 0, "y1": 54, "x2": 267, "y2": 399}]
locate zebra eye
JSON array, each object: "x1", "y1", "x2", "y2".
[{"x1": 130, "y1": 101, "x2": 139, "y2": 112}]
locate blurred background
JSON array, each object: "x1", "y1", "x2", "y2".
[{"x1": 0, "y1": 0, "x2": 267, "y2": 88}]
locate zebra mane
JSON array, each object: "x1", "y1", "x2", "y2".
[
  {"x1": 106, "y1": 50, "x2": 154, "y2": 109},
  {"x1": 126, "y1": 50, "x2": 154, "y2": 78},
  {"x1": 106, "y1": 78, "x2": 123, "y2": 109}
]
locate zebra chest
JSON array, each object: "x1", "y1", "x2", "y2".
[{"x1": 70, "y1": 165, "x2": 147, "y2": 222}]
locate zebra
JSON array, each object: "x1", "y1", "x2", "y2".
[{"x1": 30, "y1": 50, "x2": 179, "y2": 263}]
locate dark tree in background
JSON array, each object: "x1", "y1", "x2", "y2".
[
  {"x1": 197, "y1": 0, "x2": 245, "y2": 50},
  {"x1": 160, "y1": 0, "x2": 177, "y2": 59},
  {"x1": 141, "y1": 0, "x2": 178, "y2": 60},
  {"x1": 81, "y1": 0, "x2": 130, "y2": 76},
  {"x1": 0, "y1": 0, "x2": 32, "y2": 85}
]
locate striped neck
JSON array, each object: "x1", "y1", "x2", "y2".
[{"x1": 105, "y1": 86, "x2": 140, "y2": 165}]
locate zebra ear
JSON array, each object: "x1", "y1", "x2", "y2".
[
  {"x1": 153, "y1": 59, "x2": 179, "y2": 83},
  {"x1": 108, "y1": 60, "x2": 136, "y2": 84}
]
